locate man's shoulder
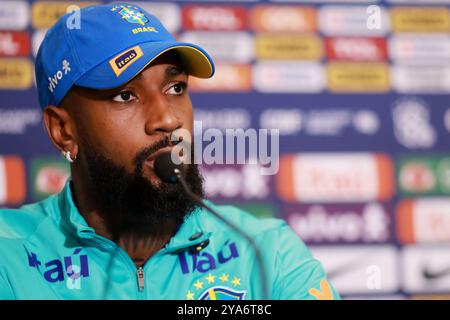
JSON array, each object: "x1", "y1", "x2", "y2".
[
  {"x1": 0, "y1": 197, "x2": 55, "y2": 240},
  {"x1": 197, "y1": 201, "x2": 287, "y2": 238}
]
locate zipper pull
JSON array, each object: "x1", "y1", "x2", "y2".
[{"x1": 136, "y1": 267, "x2": 145, "y2": 292}]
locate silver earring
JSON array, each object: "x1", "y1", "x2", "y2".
[{"x1": 62, "y1": 150, "x2": 76, "y2": 163}]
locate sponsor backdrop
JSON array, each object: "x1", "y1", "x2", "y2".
[{"x1": 0, "y1": 0, "x2": 449, "y2": 299}]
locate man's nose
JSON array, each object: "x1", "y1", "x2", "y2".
[{"x1": 144, "y1": 96, "x2": 182, "y2": 135}]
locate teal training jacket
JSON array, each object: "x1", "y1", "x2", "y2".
[{"x1": 0, "y1": 180, "x2": 339, "y2": 300}]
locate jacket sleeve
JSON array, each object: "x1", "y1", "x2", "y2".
[
  {"x1": 272, "y1": 223, "x2": 340, "y2": 300},
  {"x1": 0, "y1": 268, "x2": 14, "y2": 300}
]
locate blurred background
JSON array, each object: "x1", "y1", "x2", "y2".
[{"x1": 0, "y1": 0, "x2": 449, "y2": 299}]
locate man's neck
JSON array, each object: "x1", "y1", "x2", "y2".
[{"x1": 70, "y1": 174, "x2": 177, "y2": 267}]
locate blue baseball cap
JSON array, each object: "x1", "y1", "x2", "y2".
[{"x1": 35, "y1": 3, "x2": 215, "y2": 109}]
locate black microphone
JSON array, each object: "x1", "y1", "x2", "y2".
[{"x1": 154, "y1": 151, "x2": 269, "y2": 300}]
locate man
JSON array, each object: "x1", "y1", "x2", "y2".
[{"x1": 0, "y1": 3, "x2": 339, "y2": 300}]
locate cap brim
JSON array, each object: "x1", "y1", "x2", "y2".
[{"x1": 74, "y1": 41, "x2": 215, "y2": 90}]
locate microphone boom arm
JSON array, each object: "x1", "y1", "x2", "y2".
[{"x1": 174, "y1": 168, "x2": 269, "y2": 300}]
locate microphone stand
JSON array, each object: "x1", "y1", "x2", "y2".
[{"x1": 174, "y1": 168, "x2": 269, "y2": 300}]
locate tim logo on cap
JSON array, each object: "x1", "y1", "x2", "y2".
[
  {"x1": 109, "y1": 45, "x2": 144, "y2": 77},
  {"x1": 111, "y1": 5, "x2": 148, "y2": 26}
]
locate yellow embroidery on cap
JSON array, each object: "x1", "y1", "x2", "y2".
[{"x1": 132, "y1": 26, "x2": 158, "y2": 35}]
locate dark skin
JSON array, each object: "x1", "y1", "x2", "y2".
[{"x1": 43, "y1": 52, "x2": 194, "y2": 267}]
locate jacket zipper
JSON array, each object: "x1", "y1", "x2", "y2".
[
  {"x1": 137, "y1": 267, "x2": 145, "y2": 292},
  {"x1": 90, "y1": 234, "x2": 147, "y2": 296}
]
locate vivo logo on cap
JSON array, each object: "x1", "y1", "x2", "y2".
[
  {"x1": 109, "y1": 45, "x2": 144, "y2": 77},
  {"x1": 47, "y1": 59, "x2": 71, "y2": 94}
]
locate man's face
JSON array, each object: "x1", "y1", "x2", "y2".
[
  {"x1": 58, "y1": 51, "x2": 204, "y2": 238},
  {"x1": 68, "y1": 51, "x2": 193, "y2": 184}
]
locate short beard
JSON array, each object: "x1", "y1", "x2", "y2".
[{"x1": 80, "y1": 136, "x2": 204, "y2": 241}]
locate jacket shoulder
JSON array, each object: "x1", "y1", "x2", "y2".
[{"x1": 0, "y1": 198, "x2": 54, "y2": 240}]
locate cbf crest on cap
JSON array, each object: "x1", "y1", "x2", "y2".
[
  {"x1": 35, "y1": 3, "x2": 215, "y2": 109},
  {"x1": 113, "y1": 5, "x2": 148, "y2": 25}
]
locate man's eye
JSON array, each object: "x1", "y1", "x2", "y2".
[
  {"x1": 112, "y1": 91, "x2": 136, "y2": 103},
  {"x1": 166, "y1": 82, "x2": 186, "y2": 95}
]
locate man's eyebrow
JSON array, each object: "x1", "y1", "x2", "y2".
[{"x1": 165, "y1": 65, "x2": 186, "y2": 79}]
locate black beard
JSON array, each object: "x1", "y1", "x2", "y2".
[{"x1": 80, "y1": 136, "x2": 204, "y2": 240}]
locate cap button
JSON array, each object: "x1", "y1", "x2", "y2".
[{"x1": 189, "y1": 232, "x2": 203, "y2": 241}]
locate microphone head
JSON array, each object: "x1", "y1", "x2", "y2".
[{"x1": 154, "y1": 151, "x2": 184, "y2": 184}]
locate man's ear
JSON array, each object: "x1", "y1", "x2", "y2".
[{"x1": 43, "y1": 105, "x2": 79, "y2": 158}]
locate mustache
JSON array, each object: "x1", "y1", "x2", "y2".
[{"x1": 133, "y1": 136, "x2": 180, "y2": 175}]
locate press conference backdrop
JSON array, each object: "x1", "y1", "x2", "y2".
[{"x1": 0, "y1": 0, "x2": 450, "y2": 299}]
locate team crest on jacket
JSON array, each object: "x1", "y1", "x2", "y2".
[
  {"x1": 111, "y1": 5, "x2": 148, "y2": 26},
  {"x1": 186, "y1": 273, "x2": 246, "y2": 300}
]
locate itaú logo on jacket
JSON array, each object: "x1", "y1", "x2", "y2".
[
  {"x1": 178, "y1": 241, "x2": 239, "y2": 274},
  {"x1": 25, "y1": 247, "x2": 89, "y2": 290}
]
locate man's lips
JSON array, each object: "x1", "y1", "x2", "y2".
[{"x1": 144, "y1": 146, "x2": 184, "y2": 169}]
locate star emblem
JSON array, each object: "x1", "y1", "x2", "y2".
[
  {"x1": 193, "y1": 280, "x2": 204, "y2": 290},
  {"x1": 231, "y1": 277, "x2": 241, "y2": 287},
  {"x1": 186, "y1": 290, "x2": 195, "y2": 300},
  {"x1": 205, "y1": 274, "x2": 215, "y2": 284},
  {"x1": 219, "y1": 274, "x2": 229, "y2": 283},
  {"x1": 185, "y1": 273, "x2": 245, "y2": 300}
]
